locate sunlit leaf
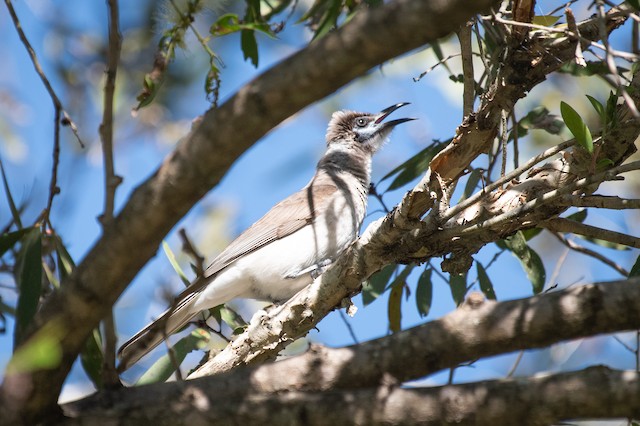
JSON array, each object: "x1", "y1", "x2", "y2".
[
  {"x1": 8, "y1": 321, "x2": 63, "y2": 373},
  {"x1": 503, "y1": 231, "x2": 546, "y2": 294},
  {"x1": 560, "y1": 101, "x2": 593, "y2": 153},
  {"x1": 476, "y1": 262, "x2": 496, "y2": 300},
  {"x1": 449, "y1": 273, "x2": 467, "y2": 306},
  {"x1": 532, "y1": 15, "x2": 560, "y2": 26},
  {"x1": 135, "y1": 329, "x2": 210, "y2": 385},
  {"x1": 586, "y1": 95, "x2": 605, "y2": 122},
  {"x1": 575, "y1": 235, "x2": 630, "y2": 250},
  {"x1": 54, "y1": 236, "x2": 75, "y2": 282},
  {"x1": 14, "y1": 227, "x2": 42, "y2": 346},
  {"x1": 415, "y1": 268, "x2": 433, "y2": 317},
  {"x1": 162, "y1": 241, "x2": 190, "y2": 287},
  {"x1": 362, "y1": 264, "x2": 396, "y2": 306}
]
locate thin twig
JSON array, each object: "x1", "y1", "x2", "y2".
[
  {"x1": 551, "y1": 232, "x2": 629, "y2": 276},
  {"x1": 457, "y1": 22, "x2": 475, "y2": 118},
  {"x1": 557, "y1": 194, "x2": 640, "y2": 209},
  {"x1": 413, "y1": 53, "x2": 463, "y2": 82},
  {"x1": 3, "y1": 0, "x2": 84, "y2": 147},
  {"x1": 441, "y1": 138, "x2": 577, "y2": 224},
  {"x1": 595, "y1": 0, "x2": 640, "y2": 118},
  {"x1": 500, "y1": 110, "x2": 508, "y2": 183},
  {"x1": 43, "y1": 108, "x2": 62, "y2": 225},
  {"x1": 511, "y1": 110, "x2": 519, "y2": 170},
  {"x1": 543, "y1": 217, "x2": 640, "y2": 250},
  {"x1": 545, "y1": 245, "x2": 570, "y2": 290},
  {"x1": 506, "y1": 350, "x2": 525, "y2": 378},
  {"x1": 179, "y1": 228, "x2": 205, "y2": 277},
  {"x1": 451, "y1": 160, "x2": 640, "y2": 237},
  {"x1": 99, "y1": 0, "x2": 122, "y2": 388},
  {"x1": 338, "y1": 309, "x2": 359, "y2": 345}
]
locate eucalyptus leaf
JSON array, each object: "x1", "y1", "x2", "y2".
[
  {"x1": 415, "y1": 268, "x2": 433, "y2": 317},
  {"x1": 560, "y1": 101, "x2": 593, "y2": 153},
  {"x1": 362, "y1": 264, "x2": 396, "y2": 306}
]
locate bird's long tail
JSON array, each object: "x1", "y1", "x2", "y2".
[{"x1": 117, "y1": 292, "x2": 199, "y2": 373}]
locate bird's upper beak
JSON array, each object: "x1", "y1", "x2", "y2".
[{"x1": 374, "y1": 102, "x2": 416, "y2": 127}]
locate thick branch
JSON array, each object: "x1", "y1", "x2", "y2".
[
  {"x1": 0, "y1": 0, "x2": 500, "y2": 422},
  {"x1": 62, "y1": 367, "x2": 640, "y2": 425},
  {"x1": 191, "y1": 3, "x2": 640, "y2": 379},
  {"x1": 66, "y1": 278, "x2": 640, "y2": 423}
]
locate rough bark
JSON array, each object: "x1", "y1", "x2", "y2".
[
  {"x1": 61, "y1": 367, "x2": 640, "y2": 426},
  {"x1": 191, "y1": 3, "x2": 638, "y2": 379},
  {"x1": 0, "y1": 0, "x2": 501, "y2": 423},
  {"x1": 63, "y1": 279, "x2": 640, "y2": 424}
]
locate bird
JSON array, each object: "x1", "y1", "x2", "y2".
[{"x1": 117, "y1": 103, "x2": 414, "y2": 372}]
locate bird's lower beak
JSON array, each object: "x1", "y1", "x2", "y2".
[{"x1": 374, "y1": 102, "x2": 416, "y2": 127}]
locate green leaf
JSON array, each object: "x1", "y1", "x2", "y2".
[
  {"x1": 387, "y1": 280, "x2": 403, "y2": 333},
  {"x1": 80, "y1": 328, "x2": 104, "y2": 389},
  {"x1": 14, "y1": 227, "x2": 42, "y2": 346},
  {"x1": 449, "y1": 273, "x2": 467, "y2": 306},
  {"x1": 219, "y1": 306, "x2": 248, "y2": 335},
  {"x1": 135, "y1": 329, "x2": 210, "y2": 385},
  {"x1": 586, "y1": 95, "x2": 605, "y2": 122},
  {"x1": 476, "y1": 262, "x2": 496, "y2": 300},
  {"x1": 629, "y1": 254, "x2": 640, "y2": 277},
  {"x1": 379, "y1": 140, "x2": 449, "y2": 191},
  {"x1": 459, "y1": 168, "x2": 482, "y2": 202},
  {"x1": 566, "y1": 209, "x2": 587, "y2": 223},
  {"x1": 54, "y1": 236, "x2": 75, "y2": 282},
  {"x1": 0, "y1": 228, "x2": 32, "y2": 257},
  {"x1": 241, "y1": 29, "x2": 259, "y2": 67},
  {"x1": 162, "y1": 241, "x2": 190, "y2": 287},
  {"x1": 311, "y1": 0, "x2": 342, "y2": 40},
  {"x1": 7, "y1": 324, "x2": 63, "y2": 373},
  {"x1": 503, "y1": 231, "x2": 546, "y2": 294},
  {"x1": 0, "y1": 154, "x2": 23, "y2": 229},
  {"x1": 521, "y1": 227, "x2": 543, "y2": 241},
  {"x1": 560, "y1": 101, "x2": 593, "y2": 153},
  {"x1": 627, "y1": 0, "x2": 640, "y2": 12},
  {"x1": 415, "y1": 268, "x2": 433, "y2": 317},
  {"x1": 531, "y1": 15, "x2": 560, "y2": 26},
  {"x1": 575, "y1": 235, "x2": 630, "y2": 250},
  {"x1": 362, "y1": 264, "x2": 396, "y2": 306}
]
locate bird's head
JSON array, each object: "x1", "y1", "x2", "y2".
[{"x1": 325, "y1": 102, "x2": 415, "y2": 154}]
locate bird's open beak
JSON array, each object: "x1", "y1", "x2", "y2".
[{"x1": 374, "y1": 102, "x2": 416, "y2": 127}]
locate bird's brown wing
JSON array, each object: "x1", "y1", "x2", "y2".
[{"x1": 175, "y1": 182, "x2": 339, "y2": 299}]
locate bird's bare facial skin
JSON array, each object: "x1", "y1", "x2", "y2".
[{"x1": 352, "y1": 116, "x2": 381, "y2": 144}]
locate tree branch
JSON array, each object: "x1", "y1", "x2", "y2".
[
  {"x1": 190, "y1": 1, "x2": 640, "y2": 380},
  {"x1": 0, "y1": 0, "x2": 500, "y2": 422},
  {"x1": 61, "y1": 367, "x2": 640, "y2": 425},
  {"x1": 3, "y1": 0, "x2": 84, "y2": 147},
  {"x1": 65, "y1": 279, "x2": 640, "y2": 424},
  {"x1": 543, "y1": 217, "x2": 640, "y2": 249}
]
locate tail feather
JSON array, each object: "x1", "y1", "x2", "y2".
[{"x1": 117, "y1": 293, "x2": 198, "y2": 373}]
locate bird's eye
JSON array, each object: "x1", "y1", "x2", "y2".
[{"x1": 355, "y1": 118, "x2": 368, "y2": 127}]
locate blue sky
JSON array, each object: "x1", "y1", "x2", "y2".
[{"x1": 1, "y1": 0, "x2": 639, "y2": 402}]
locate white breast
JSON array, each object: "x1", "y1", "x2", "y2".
[{"x1": 191, "y1": 183, "x2": 366, "y2": 312}]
